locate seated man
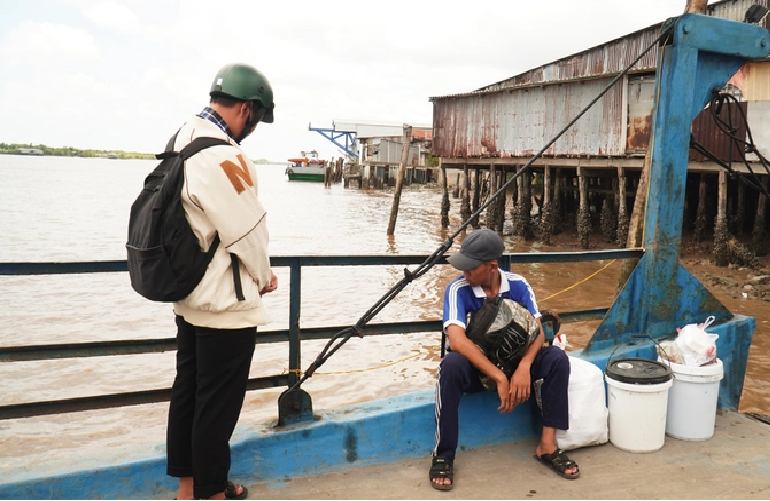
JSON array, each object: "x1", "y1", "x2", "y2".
[{"x1": 430, "y1": 229, "x2": 579, "y2": 490}]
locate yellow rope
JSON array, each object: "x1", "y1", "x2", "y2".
[
  {"x1": 285, "y1": 260, "x2": 618, "y2": 376},
  {"x1": 283, "y1": 353, "x2": 421, "y2": 377},
  {"x1": 539, "y1": 259, "x2": 616, "y2": 302}
]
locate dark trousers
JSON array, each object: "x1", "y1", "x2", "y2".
[
  {"x1": 166, "y1": 315, "x2": 257, "y2": 499},
  {"x1": 433, "y1": 346, "x2": 570, "y2": 460}
]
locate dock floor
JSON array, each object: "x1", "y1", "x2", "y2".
[{"x1": 247, "y1": 411, "x2": 770, "y2": 500}]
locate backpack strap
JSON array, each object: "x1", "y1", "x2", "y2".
[
  {"x1": 230, "y1": 254, "x2": 246, "y2": 301},
  {"x1": 178, "y1": 135, "x2": 246, "y2": 301},
  {"x1": 180, "y1": 137, "x2": 230, "y2": 160}
]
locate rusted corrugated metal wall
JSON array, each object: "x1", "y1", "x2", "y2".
[
  {"x1": 708, "y1": 0, "x2": 770, "y2": 30},
  {"x1": 433, "y1": 79, "x2": 624, "y2": 158},
  {"x1": 432, "y1": 2, "x2": 770, "y2": 161},
  {"x1": 690, "y1": 102, "x2": 749, "y2": 162}
]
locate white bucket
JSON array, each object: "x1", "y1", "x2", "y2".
[
  {"x1": 605, "y1": 358, "x2": 673, "y2": 453},
  {"x1": 663, "y1": 358, "x2": 723, "y2": 441}
]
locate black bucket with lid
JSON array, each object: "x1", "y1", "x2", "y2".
[{"x1": 605, "y1": 357, "x2": 673, "y2": 385}]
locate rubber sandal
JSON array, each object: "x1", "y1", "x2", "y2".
[
  {"x1": 225, "y1": 481, "x2": 248, "y2": 500},
  {"x1": 429, "y1": 457, "x2": 454, "y2": 491},
  {"x1": 534, "y1": 449, "x2": 580, "y2": 480}
]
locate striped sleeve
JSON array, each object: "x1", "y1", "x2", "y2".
[
  {"x1": 442, "y1": 277, "x2": 469, "y2": 332},
  {"x1": 505, "y1": 272, "x2": 541, "y2": 318}
]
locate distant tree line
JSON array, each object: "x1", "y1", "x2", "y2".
[
  {"x1": 0, "y1": 142, "x2": 155, "y2": 160},
  {"x1": 0, "y1": 142, "x2": 282, "y2": 164}
]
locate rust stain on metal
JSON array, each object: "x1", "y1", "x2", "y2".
[{"x1": 627, "y1": 114, "x2": 652, "y2": 151}]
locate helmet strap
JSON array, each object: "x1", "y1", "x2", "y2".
[{"x1": 232, "y1": 102, "x2": 264, "y2": 144}]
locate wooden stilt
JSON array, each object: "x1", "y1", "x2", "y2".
[
  {"x1": 752, "y1": 176, "x2": 768, "y2": 254},
  {"x1": 542, "y1": 166, "x2": 553, "y2": 245},
  {"x1": 461, "y1": 165, "x2": 471, "y2": 222},
  {"x1": 441, "y1": 164, "x2": 450, "y2": 229},
  {"x1": 617, "y1": 167, "x2": 629, "y2": 248},
  {"x1": 496, "y1": 167, "x2": 506, "y2": 232},
  {"x1": 472, "y1": 168, "x2": 481, "y2": 228},
  {"x1": 552, "y1": 168, "x2": 562, "y2": 236},
  {"x1": 714, "y1": 170, "x2": 730, "y2": 266},
  {"x1": 487, "y1": 164, "x2": 497, "y2": 229},
  {"x1": 695, "y1": 173, "x2": 708, "y2": 243},
  {"x1": 578, "y1": 167, "x2": 591, "y2": 249},
  {"x1": 736, "y1": 181, "x2": 745, "y2": 236}
]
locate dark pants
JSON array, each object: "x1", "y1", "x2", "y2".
[
  {"x1": 166, "y1": 315, "x2": 257, "y2": 500},
  {"x1": 433, "y1": 346, "x2": 570, "y2": 460}
]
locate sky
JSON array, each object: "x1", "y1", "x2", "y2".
[{"x1": 0, "y1": 0, "x2": 688, "y2": 162}]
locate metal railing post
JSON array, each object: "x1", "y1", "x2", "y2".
[{"x1": 288, "y1": 259, "x2": 302, "y2": 387}]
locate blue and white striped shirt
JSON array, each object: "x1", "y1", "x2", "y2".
[{"x1": 442, "y1": 269, "x2": 540, "y2": 333}]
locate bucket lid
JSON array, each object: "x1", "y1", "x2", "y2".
[{"x1": 605, "y1": 357, "x2": 673, "y2": 385}]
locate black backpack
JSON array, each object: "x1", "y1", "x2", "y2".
[{"x1": 126, "y1": 135, "x2": 237, "y2": 302}]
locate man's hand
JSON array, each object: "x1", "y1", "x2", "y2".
[
  {"x1": 510, "y1": 361, "x2": 532, "y2": 407},
  {"x1": 260, "y1": 271, "x2": 278, "y2": 295},
  {"x1": 496, "y1": 375, "x2": 514, "y2": 413}
]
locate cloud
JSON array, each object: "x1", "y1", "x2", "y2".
[{"x1": 0, "y1": 21, "x2": 99, "y2": 65}]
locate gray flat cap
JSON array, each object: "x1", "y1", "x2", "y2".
[{"x1": 447, "y1": 229, "x2": 504, "y2": 271}]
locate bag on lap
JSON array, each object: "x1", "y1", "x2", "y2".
[
  {"x1": 465, "y1": 297, "x2": 539, "y2": 378},
  {"x1": 126, "y1": 135, "x2": 229, "y2": 302}
]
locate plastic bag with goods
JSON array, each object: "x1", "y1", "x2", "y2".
[
  {"x1": 552, "y1": 335, "x2": 608, "y2": 450},
  {"x1": 674, "y1": 316, "x2": 718, "y2": 366}
]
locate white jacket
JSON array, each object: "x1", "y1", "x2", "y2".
[{"x1": 171, "y1": 116, "x2": 272, "y2": 329}]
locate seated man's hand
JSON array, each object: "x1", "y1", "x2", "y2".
[
  {"x1": 496, "y1": 373, "x2": 514, "y2": 413},
  {"x1": 510, "y1": 361, "x2": 532, "y2": 408}
]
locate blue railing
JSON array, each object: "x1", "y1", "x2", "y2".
[{"x1": 0, "y1": 248, "x2": 643, "y2": 420}]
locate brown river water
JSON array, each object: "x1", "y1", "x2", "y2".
[{"x1": 0, "y1": 155, "x2": 768, "y2": 467}]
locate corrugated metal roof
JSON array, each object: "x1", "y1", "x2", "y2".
[
  {"x1": 429, "y1": 24, "x2": 663, "y2": 102},
  {"x1": 430, "y1": 4, "x2": 770, "y2": 160},
  {"x1": 430, "y1": 2, "x2": 769, "y2": 102}
]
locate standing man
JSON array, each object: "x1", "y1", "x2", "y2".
[
  {"x1": 166, "y1": 63, "x2": 278, "y2": 500},
  {"x1": 430, "y1": 229, "x2": 579, "y2": 491}
]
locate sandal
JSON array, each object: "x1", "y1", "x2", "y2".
[
  {"x1": 534, "y1": 449, "x2": 580, "y2": 480},
  {"x1": 225, "y1": 481, "x2": 248, "y2": 500},
  {"x1": 429, "y1": 457, "x2": 454, "y2": 491}
]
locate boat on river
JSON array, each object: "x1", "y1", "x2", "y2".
[
  {"x1": 0, "y1": 11, "x2": 769, "y2": 500},
  {"x1": 286, "y1": 150, "x2": 325, "y2": 182}
]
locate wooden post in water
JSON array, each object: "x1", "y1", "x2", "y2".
[
  {"x1": 461, "y1": 165, "x2": 471, "y2": 222},
  {"x1": 714, "y1": 170, "x2": 730, "y2": 266},
  {"x1": 441, "y1": 162, "x2": 450, "y2": 229},
  {"x1": 577, "y1": 167, "x2": 591, "y2": 249},
  {"x1": 487, "y1": 164, "x2": 497, "y2": 229},
  {"x1": 497, "y1": 167, "x2": 507, "y2": 232},
  {"x1": 694, "y1": 173, "x2": 708, "y2": 242},
  {"x1": 752, "y1": 177, "x2": 769, "y2": 254},
  {"x1": 552, "y1": 168, "x2": 562, "y2": 235},
  {"x1": 617, "y1": 167, "x2": 629, "y2": 247},
  {"x1": 542, "y1": 166, "x2": 553, "y2": 245},
  {"x1": 387, "y1": 125, "x2": 412, "y2": 236},
  {"x1": 471, "y1": 168, "x2": 481, "y2": 228},
  {"x1": 736, "y1": 181, "x2": 745, "y2": 236}
]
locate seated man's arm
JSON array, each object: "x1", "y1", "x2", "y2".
[
  {"x1": 510, "y1": 318, "x2": 545, "y2": 406},
  {"x1": 447, "y1": 325, "x2": 514, "y2": 413}
]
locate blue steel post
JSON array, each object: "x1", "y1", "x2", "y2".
[
  {"x1": 639, "y1": 14, "x2": 769, "y2": 338},
  {"x1": 584, "y1": 14, "x2": 767, "y2": 408},
  {"x1": 288, "y1": 260, "x2": 301, "y2": 387}
]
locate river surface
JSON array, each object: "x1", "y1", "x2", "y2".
[{"x1": 0, "y1": 155, "x2": 768, "y2": 467}]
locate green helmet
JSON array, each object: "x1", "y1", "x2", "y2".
[{"x1": 209, "y1": 63, "x2": 274, "y2": 123}]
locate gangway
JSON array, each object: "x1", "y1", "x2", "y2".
[{"x1": 308, "y1": 122, "x2": 357, "y2": 158}]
